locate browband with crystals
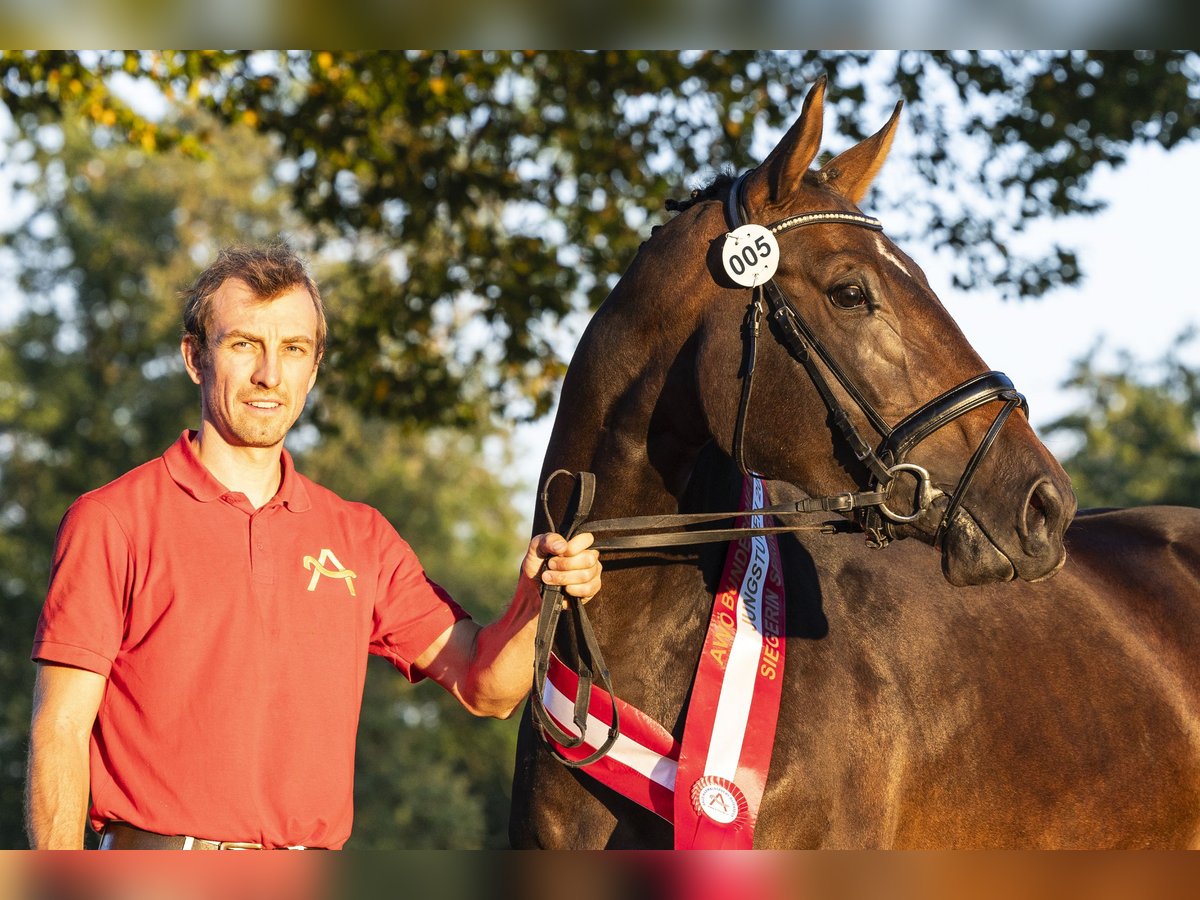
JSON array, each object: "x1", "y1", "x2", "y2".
[
  {"x1": 725, "y1": 172, "x2": 884, "y2": 236},
  {"x1": 767, "y1": 210, "x2": 883, "y2": 234}
]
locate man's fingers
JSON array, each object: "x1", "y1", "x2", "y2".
[
  {"x1": 528, "y1": 531, "x2": 602, "y2": 600},
  {"x1": 544, "y1": 548, "x2": 599, "y2": 572},
  {"x1": 563, "y1": 531, "x2": 595, "y2": 555},
  {"x1": 535, "y1": 533, "x2": 568, "y2": 558},
  {"x1": 548, "y1": 566, "x2": 602, "y2": 599},
  {"x1": 535, "y1": 530, "x2": 593, "y2": 557}
]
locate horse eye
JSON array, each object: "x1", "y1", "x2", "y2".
[{"x1": 829, "y1": 284, "x2": 868, "y2": 310}]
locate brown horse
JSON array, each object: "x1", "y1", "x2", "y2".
[{"x1": 510, "y1": 78, "x2": 1200, "y2": 848}]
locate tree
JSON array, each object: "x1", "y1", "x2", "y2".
[
  {"x1": 4, "y1": 51, "x2": 1199, "y2": 428},
  {"x1": 1045, "y1": 333, "x2": 1200, "y2": 509}
]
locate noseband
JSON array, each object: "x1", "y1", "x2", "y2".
[{"x1": 725, "y1": 172, "x2": 1028, "y2": 546}]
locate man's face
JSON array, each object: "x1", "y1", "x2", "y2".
[{"x1": 183, "y1": 278, "x2": 321, "y2": 450}]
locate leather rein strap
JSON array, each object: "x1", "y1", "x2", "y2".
[{"x1": 530, "y1": 471, "x2": 620, "y2": 767}]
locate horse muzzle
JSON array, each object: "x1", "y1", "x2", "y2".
[{"x1": 933, "y1": 475, "x2": 1074, "y2": 586}]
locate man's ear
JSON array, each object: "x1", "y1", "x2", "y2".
[
  {"x1": 181, "y1": 337, "x2": 205, "y2": 386},
  {"x1": 307, "y1": 352, "x2": 321, "y2": 391}
]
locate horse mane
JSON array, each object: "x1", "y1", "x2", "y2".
[
  {"x1": 663, "y1": 172, "x2": 736, "y2": 216},
  {"x1": 648, "y1": 173, "x2": 736, "y2": 239}
]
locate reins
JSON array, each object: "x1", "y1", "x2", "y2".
[
  {"x1": 530, "y1": 471, "x2": 620, "y2": 767},
  {"x1": 558, "y1": 470, "x2": 874, "y2": 551},
  {"x1": 527, "y1": 466, "x2": 873, "y2": 767}
]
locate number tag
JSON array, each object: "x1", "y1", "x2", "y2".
[{"x1": 721, "y1": 224, "x2": 779, "y2": 287}]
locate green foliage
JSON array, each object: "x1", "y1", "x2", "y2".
[
  {"x1": 5, "y1": 51, "x2": 1199, "y2": 426},
  {"x1": 1046, "y1": 333, "x2": 1200, "y2": 508}
]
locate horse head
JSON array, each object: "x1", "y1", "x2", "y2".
[{"x1": 547, "y1": 77, "x2": 1076, "y2": 587}]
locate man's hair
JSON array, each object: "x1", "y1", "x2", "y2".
[{"x1": 182, "y1": 244, "x2": 327, "y2": 363}]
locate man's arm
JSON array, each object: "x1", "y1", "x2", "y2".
[
  {"x1": 25, "y1": 662, "x2": 106, "y2": 849},
  {"x1": 415, "y1": 531, "x2": 601, "y2": 718}
]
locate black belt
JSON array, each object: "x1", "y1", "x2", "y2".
[{"x1": 99, "y1": 821, "x2": 321, "y2": 850}]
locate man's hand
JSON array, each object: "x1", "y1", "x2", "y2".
[
  {"x1": 522, "y1": 531, "x2": 602, "y2": 604},
  {"x1": 417, "y1": 531, "x2": 603, "y2": 719}
]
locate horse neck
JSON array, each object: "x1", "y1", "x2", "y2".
[
  {"x1": 536, "y1": 267, "x2": 712, "y2": 531},
  {"x1": 534, "y1": 231, "x2": 740, "y2": 734}
]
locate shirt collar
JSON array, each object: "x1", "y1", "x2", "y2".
[
  {"x1": 162, "y1": 430, "x2": 312, "y2": 512},
  {"x1": 276, "y1": 441, "x2": 312, "y2": 512}
]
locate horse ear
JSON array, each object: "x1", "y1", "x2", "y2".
[
  {"x1": 744, "y1": 76, "x2": 827, "y2": 208},
  {"x1": 817, "y1": 100, "x2": 903, "y2": 204}
]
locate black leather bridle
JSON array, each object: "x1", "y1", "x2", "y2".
[
  {"x1": 529, "y1": 173, "x2": 1030, "y2": 764},
  {"x1": 724, "y1": 172, "x2": 1028, "y2": 547}
]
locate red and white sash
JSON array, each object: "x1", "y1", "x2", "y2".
[{"x1": 541, "y1": 476, "x2": 786, "y2": 848}]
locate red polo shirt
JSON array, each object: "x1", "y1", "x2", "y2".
[{"x1": 32, "y1": 431, "x2": 469, "y2": 849}]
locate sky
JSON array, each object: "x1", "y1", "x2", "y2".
[{"x1": 509, "y1": 136, "x2": 1200, "y2": 508}]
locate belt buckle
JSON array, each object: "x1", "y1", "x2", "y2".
[{"x1": 217, "y1": 840, "x2": 264, "y2": 850}]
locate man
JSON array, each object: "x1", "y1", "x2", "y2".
[{"x1": 25, "y1": 245, "x2": 601, "y2": 850}]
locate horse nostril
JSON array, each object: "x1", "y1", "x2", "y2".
[
  {"x1": 1024, "y1": 479, "x2": 1066, "y2": 547},
  {"x1": 1026, "y1": 485, "x2": 1048, "y2": 536}
]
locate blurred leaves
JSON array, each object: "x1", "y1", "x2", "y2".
[
  {"x1": 1046, "y1": 332, "x2": 1200, "y2": 508},
  {"x1": 6, "y1": 51, "x2": 1199, "y2": 427},
  {"x1": 0, "y1": 0, "x2": 1189, "y2": 49}
]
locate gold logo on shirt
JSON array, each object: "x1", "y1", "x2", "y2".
[{"x1": 303, "y1": 548, "x2": 358, "y2": 596}]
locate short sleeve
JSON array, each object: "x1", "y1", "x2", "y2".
[
  {"x1": 31, "y1": 497, "x2": 131, "y2": 677},
  {"x1": 367, "y1": 515, "x2": 470, "y2": 682}
]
